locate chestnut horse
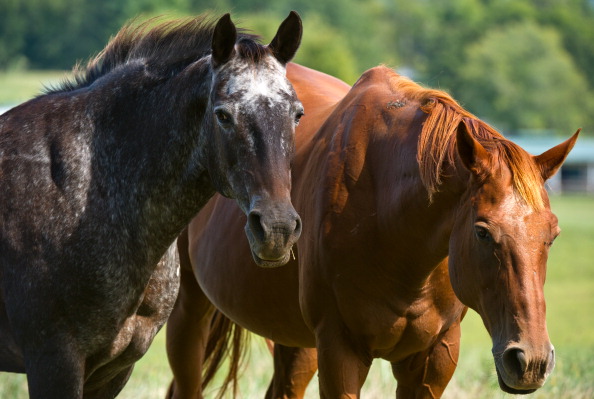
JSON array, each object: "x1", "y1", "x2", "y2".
[
  {"x1": 166, "y1": 64, "x2": 579, "y2": 398},
  {"x1": 0, "y1": 13, "x2": 304, "y2": 398}
]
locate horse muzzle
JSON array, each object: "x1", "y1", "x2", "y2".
[
  {"x1": 494, "y1": 343, "x2": 555, "y2": 394},
  {"x1": 244, "y1": 203, "x2": 301, "y2": 268}
]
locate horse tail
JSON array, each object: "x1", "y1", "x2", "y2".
[{"x1": 202, "y1": 309, "x2": 250, "y2": 399}]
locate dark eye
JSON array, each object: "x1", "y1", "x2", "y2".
[
  {"x1": 214, "y1": 109, "x2": 233, "y2": 127},
  {"x1": 474, "y1": 224, "x2": 492, "y2": 242},
  {"x1": 294, "y1": 111, "x2": 304, "y2": 126},
  {"x1": 547, "y1": 231, "x2": 560, "y2": 247}
]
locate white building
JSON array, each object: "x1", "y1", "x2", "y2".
[{"x1": 511, "y1": 135, "x2": 594, "y2": 194}]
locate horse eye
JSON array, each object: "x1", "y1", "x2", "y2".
[
  {"x1": 548, "y1": 232, "x2": 560, "y2": 247},
  {"x1": 214, "y1": 110, "x2": 232, "y2": 126},
  {"x1": 474, "y1": 225, "x2": 492, "y2": 242},
  {"x1": 294, "y1": 110, "x2": 304, "y2": 126}
]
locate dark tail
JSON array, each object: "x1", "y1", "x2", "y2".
[{"x1": 202, "y1": 309, "x2": 250, "y2": 399}]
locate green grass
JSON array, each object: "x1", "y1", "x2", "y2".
[{"x1": 0, "y1": 70, "x2": 71, "y2": 106}]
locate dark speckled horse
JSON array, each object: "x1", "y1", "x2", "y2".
[{"x1": 0, "y1": 12, "x2": 303, "y2": 398}]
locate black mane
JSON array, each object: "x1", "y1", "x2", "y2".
[{"x1": 46, "y1": 14, "x2": 264, "y2": 94}]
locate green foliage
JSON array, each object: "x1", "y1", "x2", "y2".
[
  {"x1": 386, "y1": 0, "x2": 594, "y2": 135},
  {"x1": 460, "y1": 21, "x2": 594, "y2": 133},
  {"x1": 292, "y1": 13, "x2": 360, "y2": 84},
  {"x1": 2, "y1": 1, "x2": 594, "y2": 135},
  {"x1": 238, "y1": 12, "x2": 359, "y2": 84},
  {"x1": 387, "y1": 0, "x2": 488, "y2": 89},
  {"x1": 0, "y1": 0, "x2": 27, "y2": 69},
  {"x1": 536, "y1": 0, "x2": 594, "y2": 89},
  {"x1": 224, "y1": 0, "x2": 391, "y2": 78}
]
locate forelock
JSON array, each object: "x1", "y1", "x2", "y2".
[{"x1": 235, "y1": 37, "x2": 270, "y2": 63}]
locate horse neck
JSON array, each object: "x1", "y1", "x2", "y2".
[
  {"x1": 369, "y1": 125, "x2": 470, "y2": 281},
  {"x1": 87, "y1": 60, "x2": 216, "y2": 259}
]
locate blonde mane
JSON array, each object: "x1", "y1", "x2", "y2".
[{"x1": 387, "y1": 72, "x2": 545, "y2": 209}]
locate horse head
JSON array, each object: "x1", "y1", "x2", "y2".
[
  {"x1": 448, "y1": 122, "x2": 579, "y2": 394},
  {"x1": 205, "y1": 12, "x2": 303, "y2": 267}
]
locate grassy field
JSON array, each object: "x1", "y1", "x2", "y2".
[
  {"x1": 0, "y1": 70, "x2": 71, "y2": 106},
  {"x1": 0, "y1": 195, "x2": 592, "y2": 398}
]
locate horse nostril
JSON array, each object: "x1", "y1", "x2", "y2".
[
  {"x1": 293, "y1": 215, "x2": 302, "y2": 236},
  {"x1": 248, "y1": 209, "x2": 301, "y2": 243},
  {"x1": 547, "y1": 347, "x2": 556, "y2": 373},
  {"x1": 248, "y1": 211, "x2": 266, "y2": 242},
  {"x1": 503, "y1": 347, "x2": 528, "y2": 377},
  {"x1": 516, "y1": 350, "x2": 528, "y2": 374}
]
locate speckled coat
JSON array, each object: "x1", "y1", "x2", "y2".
[{"x1": 0, "y1": 12, "x2": 303, "y2": 398}]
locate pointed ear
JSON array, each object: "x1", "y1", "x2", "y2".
[
  {"x1": 268, "y1": 11, "x2": 302, "y2": 65},
  {"x1": 212, "y1": 13, "x2": 237, "y2": 67},
  {"x1": 534, "y1": 129, "x2": 580, "y2": 181},
  {"x1": 456, "y1": 120, "x2": 490, "y2": 177}
]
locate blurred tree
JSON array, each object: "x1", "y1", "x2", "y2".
[
  {"x1": 3, "y1": 0, "x2": 193, "y2": 70},
  {"x1": 190, "y1": 0, "x2": 391, "y2": 76},
  {"x1": 388, "y1": 0, "x2": 487, "y2": 91},
  {"x1": 460, "y1": 21, "x2": 594, "y2": 134},
  {"x1": 0, "y1": 0, "x2": 27, "y2": 69},
  {"x1": 537, "y1": 0, "x2": 594, "y2": 88},
  {"x1": 481, "y1": 0, "x2": 594, "y2": 88},
  {"x1": 239, "y1": 12, "x2": 359, "y2": 84},
  {"x1": 12, "y1": 0, "x2": 129, "y2": 69},
  {"x1": 291, "y1": 13, "x2": 359, "y2": 84},
  {"x1": 273, "y1": 0, "x2": 391, "y2": 73},
  {"x1": 1, "y1": 0, "x2": 593, "y2": 134},
  {"x1": 386, "y1": 0, "x2": 594, "y2": 135}
]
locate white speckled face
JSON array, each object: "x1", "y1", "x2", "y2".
[
  {"x1": 228, "y1": 59, "x2": 292, "y2": 106},
  {"x1": 212, "y1": 54, "x2": 300, "y2": 121},
  {"x1": 207, "y1": 49, "x2": 303, "y2": 211}
]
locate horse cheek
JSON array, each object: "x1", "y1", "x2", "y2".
[{"x1": 447, "y1": 253, "x2": 467, "y2": 305}]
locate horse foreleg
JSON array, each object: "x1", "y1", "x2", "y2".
[
  {"x1": 316, "y1": 330, "x2": 372, "y2": 399},
  {"x1": 166, "y1": 231, "x2": 215, "y2": 399},
  {"x1": 84, "y1": 366, "x2": 134, "y2": 399},
  {"x1": 265, "y1": 344, "x2": 317, "y2": 399},
  {"x1": 24, "y1": 342, "x2": 85, "y2": 398},
  {"x1": 391, "y1": 321, "x2": 462, "y2": 399}
]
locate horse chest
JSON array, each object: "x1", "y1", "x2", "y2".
[
  {"x1": 374, "y1": 308, "x2": 449, "y2": 362},
  {"x1": 86, "y1": 244, "x2": 179, "y2": 379},
  {"x1": 335, "y1": 285, "x2": 459, "y2": 362}
]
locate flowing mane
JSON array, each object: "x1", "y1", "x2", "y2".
[
  {"x1": 46, "y1": 15, "x2": 265, "y2": 94},
  {"x1": 386, "y1": 72, "x2": 544, "y2": 209}
]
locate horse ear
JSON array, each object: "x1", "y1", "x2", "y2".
[
  {"x1": 534, "y1": 129, "x2": 580, "y2": 181},
  {"x1": 268, "y1": 11, "x2": 303, "y2": 65},
  {"x1": 456, "y1": 120, "x2": 490, "y2": 176},
  {"x1": 212, "y1": 13, "x2": 237, "y2": 67}
]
